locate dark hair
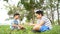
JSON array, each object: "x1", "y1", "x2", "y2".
[
  {"x1": 36, "y1": 10, "x2": 43, "y2": 16},
  {"x1": 14, "y1": 13, "x2": 20, "y2": 17}
]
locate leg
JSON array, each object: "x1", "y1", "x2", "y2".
[
  {"x1": 18, "y1": 25, "x2": 25, "y2": 30},
  {"x1": 33, "y1": 26, "x2": 41, "y2": 31}
]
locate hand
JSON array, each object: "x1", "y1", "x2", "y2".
[
  {"x1": 29, "y1": 23, "x2": 33, "y2": 26},
  {"x1": 34, "y1": 25, "x2": 40, "y2": 29}
]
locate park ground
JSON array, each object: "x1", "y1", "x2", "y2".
[{"x1": 0, "y1": 25, "x2": 60, "y2": 34}]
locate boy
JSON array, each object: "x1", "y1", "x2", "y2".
[
  {"x1": 10, "y1": 13, "x2": 25, "y2": 30},
  {"x1": 30, "y1": 10, "x2": 52, "y2": 32}
]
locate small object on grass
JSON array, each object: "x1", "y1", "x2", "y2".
[
  {"x1": 21, "y1": 27, "x2": 26, "y2": 30},
  {"x1": 32, "y1": 30, "x2": 41, "y2": 33}
]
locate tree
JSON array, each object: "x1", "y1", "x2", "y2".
[
  {"x1": 8, "y1": 5, "x2": 21, "y2": 15},
  {"x1": 20, "y1": 0, "x2": 44, "y2": 23},
  {"x1": 57, "y1": 0, "x2": 60, "y2": 25},
  {"x1": 45, "y1": 0, "x2": 57, "y2": 24}
]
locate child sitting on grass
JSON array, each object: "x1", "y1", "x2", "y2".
[
  {"x1": 30, "y1": 10, "x2": 52, "y2": 32},
  {"x1": 10, "y1": 13, "x2": 25, "y2": 30}
]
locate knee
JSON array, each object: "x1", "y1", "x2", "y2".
[
  {"x1": 33, "y1": 26, "x2": 41, "y2": 31},
  {"x1": 33, "y1": 27, "x2": 39, "y2": 31}
]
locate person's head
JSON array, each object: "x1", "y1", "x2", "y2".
[
  {"x1": 35, "y1": 10, "x2": 43, "y2": 19},
  {"x1": 14, "y1": 13, "x2": 20, "y2": 19}
]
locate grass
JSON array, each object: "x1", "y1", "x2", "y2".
[{"x1": 0, "y1": 25, "x2": 60, "y2": 34}]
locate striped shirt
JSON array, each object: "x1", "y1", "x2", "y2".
[{"x1": 37, "y1": 16, "x2": 52, "y2": 29}]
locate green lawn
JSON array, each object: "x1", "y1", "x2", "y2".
[{"x1": 0, "y1": 25, "x2": 60, "y2": 34}]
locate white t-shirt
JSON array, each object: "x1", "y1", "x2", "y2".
[{"x1": 37, "y1": 16, "x2": 52, "y2": 29}]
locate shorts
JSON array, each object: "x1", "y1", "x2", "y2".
[
  {"x1": 39, "y1": 25, "x2": 50, "y2": 32},
  {"x1": 10, "y1": 26, "x2": 20, "y2": 30}
]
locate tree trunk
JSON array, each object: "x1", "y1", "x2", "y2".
[
  {"x1": 46, "y1": 11, "x2": 48, "y2": 18},
  {"x1": 50, "y1": 7, "x2": 54, "y2": 24},
  {"x1": 31, "y1": 9, "x2": 35, "y2": 24},
  {"x1": 57, "y1": 0, "x2": 60, "y2": 25},
  {"x1": 50, "y1": 0, "x2": 54, "y2": 24},
  {"x1": 51, "y1": 10, "x2": 54, "y2": 24}
]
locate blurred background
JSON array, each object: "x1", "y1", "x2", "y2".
[{"x1": 0, "y1": 0, "x2": 60, "y2": 25}]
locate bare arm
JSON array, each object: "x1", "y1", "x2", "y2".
[
  {"x1": 30, "y1": 20, "x2": 44, "y2": 26},
  {"x1": 30, "y1": 24, "x2": 36, "y2": 26},
  {"x1": 33, "y1": 20, "x2": 44, "y2": 29},
  {"x1": 12, "y1": 23, "x2": 18, "y2": 27},
  {"x1": 29, "y1": 23, "x2": 37, "y2": 26},
  {"x1": 36, "y1": 20, "x2": 44, "y2": 26}
]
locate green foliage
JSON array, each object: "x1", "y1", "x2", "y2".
[
  {"x1": 21, "y1": 0, "x2": 35, "y2": 11},
  {"x1": 0, "y1": 25, "x2": 60, "y2": 34},
  {"x1": 8, "y1": 10, "x2": 13, "y2": 15},
  {"x1": 20, "y1": 0, "x2": 44, "y2": 21},
  {"x1": 4, "y1": 0, "x2": 8, "y2": 2},
  {"x1": 21, "y1": 0, "x2": 44, "y2": 10},
  {"x1": 26, "y1": 11, "x2": 33, "y2": 22},
  {"x1": 8, "y1": 6, "x2": 21, "y2": 15}
]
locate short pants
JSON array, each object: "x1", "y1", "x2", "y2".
[
  {"x1": 32, "y1": 25, "x2": 50, "y2": 32},
  {"x1": 39, "y1": 25, "x2": 50, "y2": 32},
  {"x1": 10, "y1": 26, "x2": 20, "y2": 30}
]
